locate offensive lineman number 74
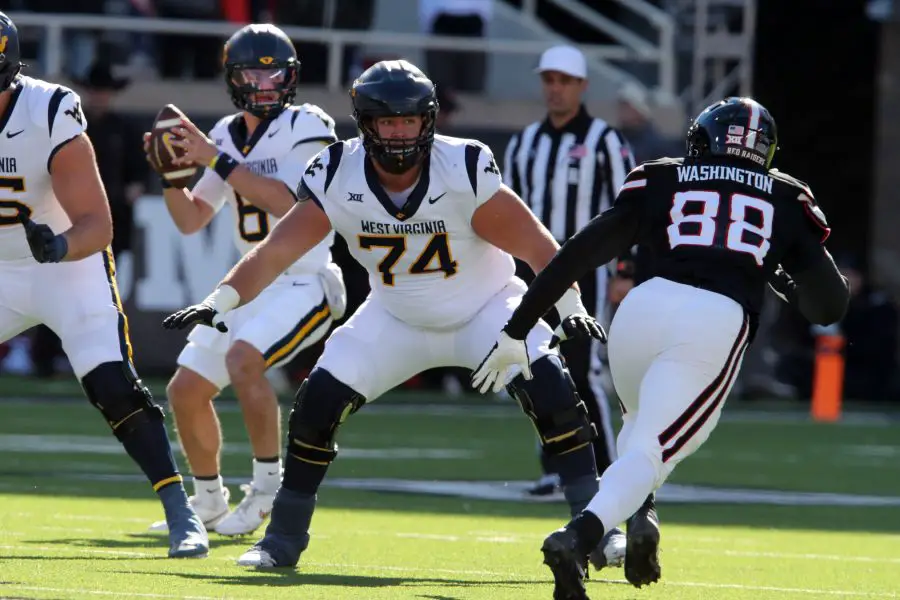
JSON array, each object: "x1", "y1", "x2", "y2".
[{"x1": 358, "y1": 232, "x2": 458, "y2": 286}]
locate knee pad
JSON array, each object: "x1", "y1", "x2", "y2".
[
  {"x1": 81, "y1": 362, "x2": 164, "y2": 441},
  {"x1": 507, "y1": 354, "x2": 597, "y2": 456},
  {"x1": 287, "y1": 368, "x2": 365, "y2": 467}
]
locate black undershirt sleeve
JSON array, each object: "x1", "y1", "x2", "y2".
[{"x1": 505, "y1": 199, "x2": 644, "y2": 340}]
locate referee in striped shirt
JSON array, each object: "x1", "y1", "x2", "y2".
[{"x1": 504, "y1": 46, "x2": 636, "y2": 504}]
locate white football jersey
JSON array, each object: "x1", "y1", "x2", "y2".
[
  {"x1": 0, "y1": 76, "x2": 87, "y2": 262},
  {"x1": 302, "y1": 134, "x2": 515, "y2": 329},
  {"x1": 192, "y1": 103, "x2": 338, "y2": 274}
]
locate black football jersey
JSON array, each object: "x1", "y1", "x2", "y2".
[{"x1": 616, "y1": 156, "x2": 830, "y2": 317}]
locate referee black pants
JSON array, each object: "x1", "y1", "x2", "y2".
[{"x1": 515, "y1": 262, "x2": 617, "y2": 476}]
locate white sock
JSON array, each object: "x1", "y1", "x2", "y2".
[
  {"x1": 252, "y1": 458, "x2": 282, "y2": 494},
  {"x1": 192, "y1": 475, "x2": 227, "y2": 506},
  {"x1": 584, "y1": 449, "x2": 658, "y2": 530}
]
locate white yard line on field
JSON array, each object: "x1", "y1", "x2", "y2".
[{"x1": 0, "y1": 586, "x2": 238, "y2": 600}]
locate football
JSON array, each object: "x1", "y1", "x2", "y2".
[{"x1": 149, "y1": 104, "x2": 197, "y2": 189}]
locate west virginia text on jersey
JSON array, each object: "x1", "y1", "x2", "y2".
[{"x1": 302, "y1": 134, "x2": 516, "y2": 329}]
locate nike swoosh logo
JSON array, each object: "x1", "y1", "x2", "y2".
[
  {"x1": 267, "y1": 129, "x2": 281, "y2": 138},
  {"x1": 292, "y1": 282, "x2": 309, "y2": 287},
  {"x1": 6, "y1": 129, "x2": 24, "y2": 138},
  {"x1": 428, "y1": 192, "x2": 447, "y2": 205},
  {"x1": 266, "y1": 471, "x2": 279, "y2": 476}
]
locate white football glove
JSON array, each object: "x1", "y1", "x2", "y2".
[
  {"x1": 471, "y1": 331, "x2": 532, "y2": 394},
  {"x1": 319, "y1": 262, "x2": 347, "y2": 321}
]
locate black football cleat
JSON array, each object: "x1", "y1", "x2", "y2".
[
  {"x1": 541, "y1": 528, "x2": 590, "y2": 600},
  {"x1": 624, "y1": 496, "x2": 661, "y2": 588}
]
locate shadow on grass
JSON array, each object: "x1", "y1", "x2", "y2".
[{"x1": 118, "y1": 569, "x2": 539, "y2": 590}]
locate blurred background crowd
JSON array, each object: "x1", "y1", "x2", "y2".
[{"x1": 0, "y1": 0, "x2": 898, "y2": 407}]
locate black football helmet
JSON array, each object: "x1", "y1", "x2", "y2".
[
  {"x1": 0, "y1": 12, "x2": 23, "y2": 92},
  {"x1": 350, "y1": 60, "x2": 439, "y2": 174},
  {"x1": 686, "y1": 97, "x2": 778, "y2": 169},
  {"x1": 222, "y1": 24, "x2": 299, "y2": 119}
]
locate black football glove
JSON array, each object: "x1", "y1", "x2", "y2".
[
  {"x1": 20, "y1": 215, "x2": 68, "y2": 263},
  {"x1": 162, "y1": 301, "x2": 228, "y2": 333},
  {"x1": 550, "y1": 314, "x2": 608, "y2": 348}
]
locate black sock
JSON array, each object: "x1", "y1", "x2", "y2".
[
  {"x1": 569, "y1": 511, "x2": 606, "y2": 556},
  {"x1": 117, "y1": 417, "x2": 182, "y2": 492},
  {"x1": 195, "y1": 474, "x2": 219, "y2": 481},
  {"x1": 255, "y1": 456, "x2": 279, "y2": 463}
]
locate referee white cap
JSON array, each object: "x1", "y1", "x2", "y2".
[{"x1": 535, "y1": 45, "x2": 587, "y2": 79}]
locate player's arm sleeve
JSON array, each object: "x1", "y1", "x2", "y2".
[
  {"x1": 502, "y1": 133, "x2": 521, "y2": 194},
  {"x1": 189, "y1": 122, "x2": 229, "y2": 211},
  {"x1": 191, "y1": 167, "x2": 228, "y2": 211},
  {"x1": 504, "y1": 169, "x2": 647, "y2": 339},
  {"x1": 465, "y1": 142, "x2": 503, "y2": 208},
  {"x1": 47, "y1": 88, "x2": 87, "y2": 170},
  {"x1": 779, "y1": 193, "x2": 850, "y2": 325}
]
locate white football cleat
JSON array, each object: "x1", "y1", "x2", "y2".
[
  {"x1": 214, "y1": 483, "x2": 275, "y2": 536},
  {"x1": 590, "y1": 526, "x2": 627, "y2": 570},
  {"x1": 148, "y1": 486, "x2": 231, "y2": 533},
  {"x1": 236, "y1": 546, "x2": 277, "y2": 567}
]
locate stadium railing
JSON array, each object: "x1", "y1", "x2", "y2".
[{"x1": 6, "y1": 12, "x2": 676, "y2": 98}]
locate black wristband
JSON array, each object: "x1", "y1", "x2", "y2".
[
  {"x1": 211, "y1": 153, "x2": 239, "y2": 181},
  {"x1": 159, "y1": 176, "x2": 173, "y2": 189}
]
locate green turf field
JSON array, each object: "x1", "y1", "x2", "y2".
[{"x1": 0, "y1": 394, "x2": 898, "y2": 599}]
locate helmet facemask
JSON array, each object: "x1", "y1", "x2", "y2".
[
  {"x1": 357, "y1": 109, "x2": 437, "y2": 175},
  {"x1": 227, "y1": 64, "x2": 298, "y2": 119}
]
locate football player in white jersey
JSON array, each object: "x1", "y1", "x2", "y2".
[
  {"x1": 164, "y1": 60, "x2": 616, "y2": 569},
  {"x1": 143, "y1": 24, "x2": 346, "y2": 537},
  {"x1": 0, "y1": 13, "x2": 207, "y2": 558}
]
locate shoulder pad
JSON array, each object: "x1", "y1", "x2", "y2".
[
  {"x1": 769, "y1": 168, "x2": 815, "y2": 196},
  {"x1": 21, "y1": 78, "x2": 75, "y2": 132},
  {"x1": 642, "y1": 156, "x2": 684, "y2": 169},
  {"x1": 770, "y1": 169, "x2": 830, "y2": 242},
  {"x1": 290, "y1": 103, "x2": 336, "y2": 136}
]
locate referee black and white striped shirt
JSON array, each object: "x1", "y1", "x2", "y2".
[
  {"x1": 503, "y1": 104, "x2": 635, "y2": 243},
  {"x1": 504, "y1": 102, "x2": 635, "y2": 469}
]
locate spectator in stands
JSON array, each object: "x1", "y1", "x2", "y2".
[
  {"x1": 273, "y1": 0, "x2": 375, "y2": 85},
  {"x1": 154, "y1": 0, "x2": 222, "y2": 80},
  {"x1": 10, "y1": 0, "x2": 105, "y2": 79},
  {"x1": 615, "y1": 82, "x2": 681, "y2": 164},
  {"x1": 776, "y1": 253, "x2": 899, "y2": 402},
  {"x1": 419, "y1": 0, "x2": 493, "y2": 94}
]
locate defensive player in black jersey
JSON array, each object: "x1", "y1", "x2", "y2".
[{"x1": 472, "y1": 97, "x2": 850, "y2": 598}]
